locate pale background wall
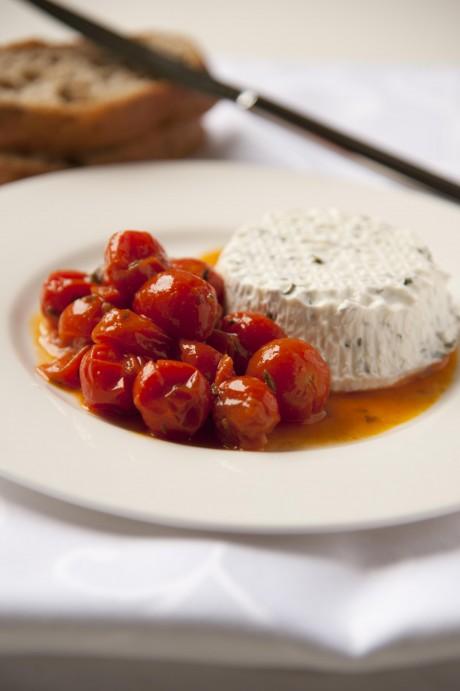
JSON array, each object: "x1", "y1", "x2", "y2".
[{"x1": 1, "y1": 0, "x2": 459, "y2": 62}]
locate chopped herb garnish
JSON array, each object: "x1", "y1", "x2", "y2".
[
  {"x1": 263, "y1": 370, "x2": 277, "y2": 393},
  {"x1": 357, "y1": 337, "x2": 363, "y2": 347},
  {"x1": 364, "y1": 414, "x2": 378, "y2": 423},
  {"x1": 404, "y1": 277, "x2": 413, "y2": 286},
  {"x1": 312, "y1": 256, "x2": 324, "y2": 264},
  {"x1": 90, "y1": 267, "x2": 104, "y2": 284},
  {"x1": 344, "y1": 341, "x2": 351, "y2": 348}
]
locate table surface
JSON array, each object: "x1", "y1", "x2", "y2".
[{"x1": 2, "y1": 0, "x2": 460, "y2": 63}]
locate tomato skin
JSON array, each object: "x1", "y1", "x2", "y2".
[
  {"x1": 80, "y1": 343, "x2": 143, "y2": 415},
  {"x1": 179, "y1": 340, "x2": 222, "y2": 382},
  {"x1": 133, "y1": 360, "x2": 212, "y2": 439},
  {"x1": 221, "y1": 312, "x2": 286, "y2": 355},
  {"x1": 38, "y1": 345, "x2": 90, "y2": 389},
  {"x1": 58, "y1": 295, "x2": 107, "y2": 347},
  {"x1": 133, "y1": 269, "x2": 219, "y2": 341},
  {"x1": 90, "y1": 283, "x2": 129, "y2": 308},
  {"x1": 104, "y1": 230, "x2": 168, "y2": 298},
  {"x1": 92, "y1": 308, "x2": 175, "y2": 359},
  {"x1": 214, "y1": 354, "x2": 235, "y2": 387},
  {"x1": 207, "y1": 329, "x2": 249, "y2": 374},
  {"x1": 213, "y1": 376, "x2": 280, "y2": 450},
  {"x1": 247, "y1": 338, "x2": 330, "y2": 423},
  {"x1": 170, "y1": 257, "x2": 224, "y2": 303},
  {"x1": 41, "y1": 270, "x2": 91, "y2": 325}
]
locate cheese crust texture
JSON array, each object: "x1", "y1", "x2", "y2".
[{"x1": 216, "y1": 209, "x2": 460, "y2": 391}]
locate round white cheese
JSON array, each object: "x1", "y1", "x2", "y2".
[{"x1": 216, "y1": 209, "x2": 460, "y2": 391}]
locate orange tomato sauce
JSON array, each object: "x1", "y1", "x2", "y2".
[{"x1": 33, "y1": 249, "x2": 458, "y2": 452}]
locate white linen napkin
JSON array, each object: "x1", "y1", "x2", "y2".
[{"x1": 1, "y1": 60, "x2": 460, "y2": 675}]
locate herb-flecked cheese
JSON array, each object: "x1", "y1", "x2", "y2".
[{"x1": 216, "y1": 209, "x2": 460, "y2": 391}]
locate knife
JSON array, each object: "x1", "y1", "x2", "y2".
[{"x1": 18, "y1": 0, "x2": 460, "y2": 203}]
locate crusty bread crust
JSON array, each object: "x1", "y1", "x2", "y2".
[
  {"x1": 82, "y1": 118, "x2": 204, "y2": 164},
  {"x1": 0, "y1": 117, "x2": 204, "y2": 185},
  {"x1": 0, "y1": 151, "x2": 67, "y2": 184},
  {"x1": 0, "y1": 34, "x2": 214, "y2": 156}
]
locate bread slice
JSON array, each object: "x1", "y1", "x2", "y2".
[
  {"x1": 0, "y1": 151, "x2": 67, "y2": 184},
  {"x1": 81, "y1": 117, "x2": 203, "y2": 164},
  {"x1": 0, "y1": 33, "x2": 214, "y2": 156},
  {"x1": 0, "y1": 116, "x2": 204, "y2": 184}
]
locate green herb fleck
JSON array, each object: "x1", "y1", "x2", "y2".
[
  {"x1": 90, "y1": 267, "x2": 104, "y2": 284},
  {"x1": 404, "y1": 277, "x2": 413, "y2": 286},
  {"x1": 364, "y1": 414, "x2": 379, "y2": 424},
  {"x1": 263, "y1": 370, "x2": 277, "y2": 393}
]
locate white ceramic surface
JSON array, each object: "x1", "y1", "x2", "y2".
[{"x1": 1, "y1": 161, "x2": 459, "y2": 533}]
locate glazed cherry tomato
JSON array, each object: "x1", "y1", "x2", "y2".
[
  {"x1": 92, "y1": 308, "x2": 174, "y2": 359},
  {"x1": 38, "y1": 345, "x2": 90, "y2": 389},
  {"x1": 179, "y1": 340, "x2": 222, "y2": 382},
  {"x1": 170, "y1": 258, "x2": 225, "y2": 303},
  {"x1": 214, "y1": 354, "x2": 235, "y2": 387},
  {"x1": 80, "y1": 343, "x2": 143, "y2": 415},
  {"x1": 247, "y1": 338, "x2": 330, "y2": 423},
  {"x1": 104, "y1": 230, "x2": 168, "y2": 298},
  {"x1": 133, "y1": 269, "x2": 219, "y2": 341},
  {"x1": 133, "y1": 360, "x2": 212, "y2": 439},
  {"x1": 213, "y1": 376, "x2": 280, "y2": 450},
  {"x1": 207, "y1": 329, "x2": 249, "y2": 374},
  {"x1": 58, "y1": 295, "x2": 107, "y2": 347},
  {"x1": 221, "y1": 312, "x2": 286, "y2": 355},
  {"x1": 41, "y1": 270, "x2": 91, "y2": 325},
  {"x1": 90, "y1": 283, "x2": 129, "y2": 308}
]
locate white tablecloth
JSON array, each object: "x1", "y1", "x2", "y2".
[{"x1": 1, "y1": 60, "x2": 460, "y2": 687}]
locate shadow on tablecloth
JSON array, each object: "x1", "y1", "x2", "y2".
[{"x1": 1, "y1": 655, "x2": 460, "y2": 691}]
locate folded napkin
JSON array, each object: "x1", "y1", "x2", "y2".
[{"x1": 1, "y1": 61, "x2": 460, "y2": 680}]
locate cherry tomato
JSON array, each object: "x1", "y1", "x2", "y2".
[
  {"x1": 41, "y1": 270, "x2": 91, "y2": 325},
  {"x1": 213, "y1": 376, "x2": 280, "y2": 450},
  {"x1": 221, "y1": 312, "x2": 286, "y2": 355},
  {"x1": 133, "y1": 269, "x2": 219, "y2": 341},
  {"x1": 133, "y1": 360, "x2": 212, "y2": 439},
  {"x1": 58, "y1": 295, "x2": 107, "y2": 347},
  {"x1": 179, "y1": 340, "x2": 222, "y2": 382},
  {"x1": 247, "y1": 338, "x2": 330, "y2": 423},
  {"x1": 207, "y1": 329, "x2": 249, "y2": 374},
  {"x1": 90, "y1": 283, "x2": 129, "y2": 308},
  {"x1": 214, "y1": 354, "x2": 235, "y2": 387},
  {"x1": 104, "y1": 230, "x2": 168, "y2": 298},
  {"x1": 170, "y1": 257, "x2": 224, "y2": 303},
  {"x1": 80, "y1": 343, "x2": 143, "y2": 415},
  {"x1": 38, "y1": 346, "x2": 89, "y2": 389},
  {"x1": 92, "y1": 308, "x2": 174, "y2": 359}
]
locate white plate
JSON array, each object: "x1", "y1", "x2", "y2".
[{"x1": 1, "y1": 161, "x2": 459, "y2": 533}]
